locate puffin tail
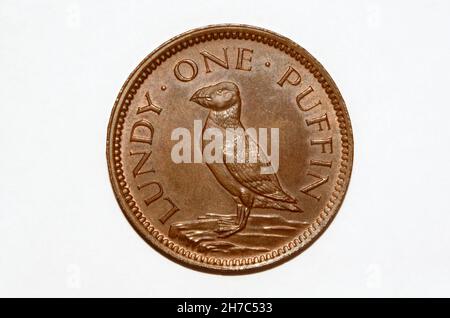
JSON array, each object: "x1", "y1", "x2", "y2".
[
  {"x1": 254, "y1": 196, "x2": 304, "y2": 213},
  {"x1": 276, "y1": 201, "x2": 303, "y2": 213}
]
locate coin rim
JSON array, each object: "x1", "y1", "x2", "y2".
[{"x1": 106, "y1": 24, "x2": 354, "y2": 274}]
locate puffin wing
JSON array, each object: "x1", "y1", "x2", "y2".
[{"x1": 223, "y1": 131, "x2": 296, "y2": 203}]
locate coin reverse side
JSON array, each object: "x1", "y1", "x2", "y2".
[{"x1": 107, "y1": 25, "x2": 353, "y2": 273}]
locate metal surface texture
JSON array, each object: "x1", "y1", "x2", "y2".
[{"x1": 107, "y1": 24, "x2": 353, "y2": 273}]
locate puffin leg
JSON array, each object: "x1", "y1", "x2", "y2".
[
  {"x1": 239, "y1": 206, "x2": 251, "y2": 228},
  {"x1": 216, "y1": 205, "x2": 250, "y2": 238},
  {"x1": 217, "y1": 203, "x2": 242, "y2": 227},
  {"x1": 236, "y1": 204, "x2": 244, "y2": 224}
]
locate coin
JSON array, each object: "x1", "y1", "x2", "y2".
[{"x1": 107, "y1": 24, "x2": 353, "y2": 273}]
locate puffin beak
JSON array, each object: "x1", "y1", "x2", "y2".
[{"x1": 190, "y1": 86, "x2": 211, "y2": 106}]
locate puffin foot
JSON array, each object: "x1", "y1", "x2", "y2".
[
  {"x1": 215, "y1": 205, "x2": 250, "y2": 238},
  {"x1": 217, "y1": 218, "x2": 237, "y2": 227},
  {"x1": 216, "y1": 224, "x2": 243, "y2": 238}
]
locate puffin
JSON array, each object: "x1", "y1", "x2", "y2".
[{"x1": 190, "y1": 81, "x2": 303, "y2": 237}]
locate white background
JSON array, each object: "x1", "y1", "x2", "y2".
[{"x1": 1, "y1": 0, "x2": 449, "y2": 297}]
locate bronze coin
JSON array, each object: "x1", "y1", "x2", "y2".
[{"x1": 107, "y1": 24, "x2": 353, "y2": 273}]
